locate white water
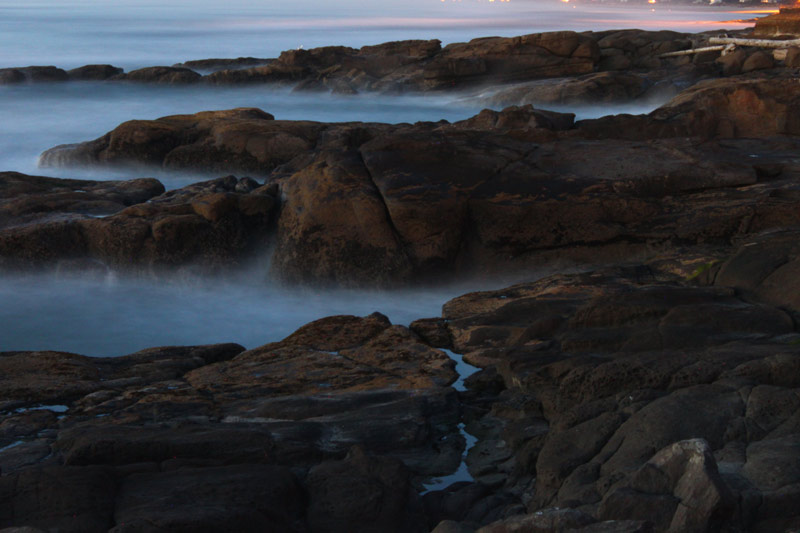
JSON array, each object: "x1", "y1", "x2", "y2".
[{"x1": 0, "y1": 0, "x2": 767, "y2": 356}]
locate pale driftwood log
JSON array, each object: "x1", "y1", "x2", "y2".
[
  {"x1": 708, "y1": 36, "x2": 800, "y2": 48},
  {"x1": 659, "y1": 44, "x2": 738, "y2": 58},
  {"x1": 659, "y1": 45, "x2": 727, "y2": 58}
]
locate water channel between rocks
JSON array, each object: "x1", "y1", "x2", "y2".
[{"x1": 422, "y1": 348, "x2": 481, "y2": 493}]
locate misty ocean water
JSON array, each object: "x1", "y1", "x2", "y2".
[{"x1": 0, "y1": 0, "x2": 764, "y2": 356}]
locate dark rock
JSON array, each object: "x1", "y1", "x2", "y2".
[
  {"x1": 55, "y1": 423, "x2": 276, "y2": 467},
  {"x1": 306, "y1": 446, "x2": 427, "y2": 533},
  {"x1": 0, "y1": 171, "x2": 164, "y2": 227},
  {"x1": 742, "y1": 51, "x2": 775, "y2": 73},
  {"x1": 431, "y1": 520, "x2": 476, "y2": 533},
  {"x1": 0, "y1": 172, "x2": 278, "y2": 273},
  {"x1": 714, "y1": 229, "x2": 800, "y2": 312},
  {"x1": 0, "y1": 466, "x2": 116, "y2": 532},
  {"x1": 185, "y1": 313, "x2": 457, "y2": 394},
  {"x1": 599, "y1": 439, "x2": 735, "y2": 531},
  {"x1": 410, "y1": 318, "x2": 453, "y2": 349},
  {"x1": 440, "y1": 267, "x2": 800, "y2": 527},
  {"x1": 785, "y1": 46, "x2": 800, "y2": 68},
  {"x1": 452, "y1": 105, "x2": 574, "y2": 132},
  {"x1": 32, "y1": 94, "x2": 800, "y2": 284},
  {"x1": 115, "y1": 66, "x2": 201, "y2": 84},
  {"x1": 111, "y1": 464, "x2": 305, "y2": 532},
  {"x1": 486, "y1": 72, "x2": 650, "y2": 107},
  {"x1": 67, "y1": 65, "x2": 124, "y2": 81},
  {"x1": 577, "y1": 75, "x2": 800, "y2": 140},
  {"x1": 716, "y1": 49, "x2": 747, "y2": 76},
  {"x1": 0, "y1": 343, "x2": 243, "y2": 407},
  {"x1": 0, "y1": 66, "x2": 68, "y2": 85},
  {"x1": 174, "y1": 57, "x2": 272, "y2": 72},
  {"x1": 476, "y1": 507, "x2": 595, "y2": 532},
  {"x1": 754, "y1": 7, "x2": 800, "y2": 37},
  {"x1": 422, "y1": 32, "x2": 599, "y2": 90}
]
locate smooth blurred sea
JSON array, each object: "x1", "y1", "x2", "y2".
[{"x1": 0, "y1": 0, "x2": 765, "y2": 355}]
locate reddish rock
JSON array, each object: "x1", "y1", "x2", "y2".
[
  {"x1": 785, "y1": 46, "x2": 800, "y2": 68},
  {"x1": 754, "y1": 7, "x2": 800, "y2": 38},
  {"x1": 742, "y1": 51, "x2": 775, "y2": 73}
]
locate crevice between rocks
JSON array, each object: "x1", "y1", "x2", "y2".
[{"x1": 356, "y1": 149, "x2": 413, "y2": 266}]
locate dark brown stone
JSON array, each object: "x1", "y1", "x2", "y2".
[{"x1": 306, "y1": 446, "x2": 427, "y2": 533}]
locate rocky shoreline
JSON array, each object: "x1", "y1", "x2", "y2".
[{"x1": 2, "y1": 26, "x2": 800, "y2": 533}]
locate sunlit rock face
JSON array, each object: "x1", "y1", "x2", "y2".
[{"x1": 754, "y1": 7, "x2": 800, "y2": 37}]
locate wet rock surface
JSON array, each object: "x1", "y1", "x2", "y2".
[
  {"x1": 30, "y1": 87, "x2": 800, "y2": 284},
  {"x1": 0, "y1": 27, "x2": 788, "y2": 106},
  {"x1": 0, "y1": 314, "x2": 461, "y2": 532},
  {"x1": 0, "y1": 172, "x2": 278, "y2": 273},
  {"x1": 439, "y1": 266, "x2": 800, "y2": 532},
  {"x1": 4, "y1": 25, "x2": 800, "y2": 533},
  {"x1": 4, "y1": 262, "x2": 799, "y2": 530}
]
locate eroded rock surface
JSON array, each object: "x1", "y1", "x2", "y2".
[
  {"x1": 438, "y1": 266, "x2": 800, "y2": 532},
  {"x1": 31, "y1": 75, "x2": 800, "y2": 284},
  {"x1": 0, "y1": 314, "x2": 461, "y2": 532},
  {"x1": 0, "y1": 172, "x2": 277, "y2": 273}
]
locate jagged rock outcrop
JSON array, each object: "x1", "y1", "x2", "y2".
[
  {"x1": 24, "y1": 77, "x2": 800, "y2": 283},
  {"x1": 0, "y1": 172, "x2": 277, "y2": 273},
  {"x1": 438, "y1": 266, "x2": 800, "y2": 532},
  {"x1": 0, "y1": 314, "x2": 461, "y2": 531}
]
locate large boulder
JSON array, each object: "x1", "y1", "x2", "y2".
[
  {"x1": 0, "y1": 66, "x2": 68, "y2": 85},
  {"x1": 714, "y1": 228, "x2": 800, "y2": 313},
  {"x1": 599, "y1": 439, "x2": 734, "y2": 531},
  {"x1": 67, "y1": 64, "x2": 123, "y2": 81}
]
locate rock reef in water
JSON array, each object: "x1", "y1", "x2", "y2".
[
  {"x1": 0, "y1": 28, "x2": 786, "y2": 105},
  {"x1": 27, "y1": 73, "x2": 800, "y2": 285},
  {"x1": 3, "y1": 25, "x2": 800, "y2": 533},
  {"x1": 2, "y1": 260, "x2": 800, "y2": 531}
]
